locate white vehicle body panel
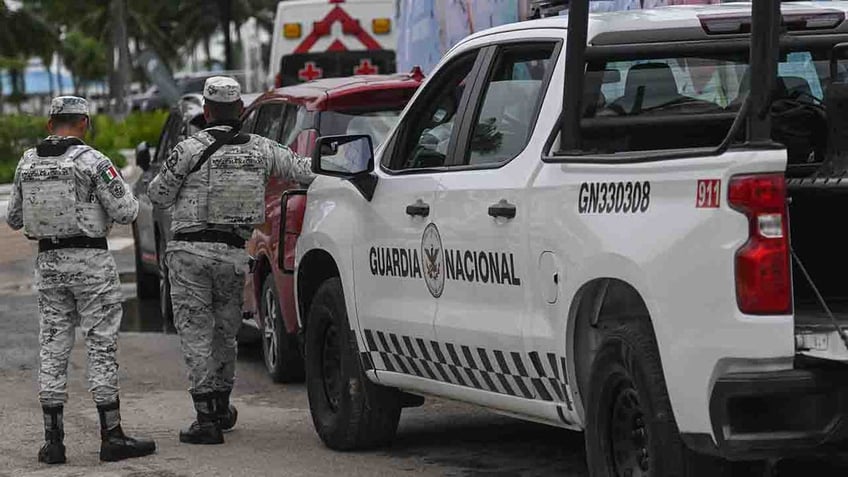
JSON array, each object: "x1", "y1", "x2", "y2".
[{"x1": 297, "y1": 1, "x2": 848, "y2": 447}]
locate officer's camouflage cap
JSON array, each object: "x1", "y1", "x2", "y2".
[
  {"x1": 203, "y1": 76, "x2": 241, "y2": 103},
  {"x1": 49, "y1": 96, "x2": 89, "y2": 116}
]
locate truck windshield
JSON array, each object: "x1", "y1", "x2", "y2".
[{"x1": 320, "y1": 110, "x2": 401, "y2": 147}]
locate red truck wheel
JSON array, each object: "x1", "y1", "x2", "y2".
[{"x1": 261, "y1": 276, "x2": 304, "y2": 383}]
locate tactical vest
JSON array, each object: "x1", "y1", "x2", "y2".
[
  {"x1": 173, "y1": 132, "x2": 266, "y2": 226},
  {"x1": 20, "y1": 146, "x2": 109, "y2": 239}
]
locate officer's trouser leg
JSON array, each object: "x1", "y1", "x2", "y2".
[
  {"x1": 210, "y1": 260, "x2": 245, "y2": 392},
  {"x1": 168, "y1": 250, "x2": 215, "y2": 393},
  {"x1": 38, "y1": 287, "x2": 76, "y2": 406},
  {"x1": 73, "y1": 274, "x2": 122, "y2": 405}
]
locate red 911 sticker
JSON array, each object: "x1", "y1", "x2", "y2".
[{"x1": 696, "y1": 179, "x2": 721, "y2": 208}]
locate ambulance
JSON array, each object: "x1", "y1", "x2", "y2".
[{"x1": 269, "y1": 0, "x2": 398, "y2": 88}]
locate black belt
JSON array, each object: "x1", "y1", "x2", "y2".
[
  {"x1": 38, "y1": 236, "x2": 108, "y2": 253},
  {"x1": 173, "y1": 230, "x2": 245, "y2": 248}
]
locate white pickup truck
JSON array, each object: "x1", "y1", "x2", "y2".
[{"x1": 294, "y1": 2, "x2": 848, "y2": 474}]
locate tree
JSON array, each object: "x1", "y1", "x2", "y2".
[
  {"x1": 0, "y1": 1, "x2": 57, "y2": 109},
  {"x1": 177, "y1": 0, "x2": 279, "y2": 71},
  {"x1": 22, "y1": 0, "x2": 178, "y2": 113},
  {"x1": 111, "y1": 0, "x2": 131, "y2": 116},
  {"x1": 62, "y1": 30, "x2": 107, "y2": 95}
]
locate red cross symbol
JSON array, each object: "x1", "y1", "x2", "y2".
[
  {"x1": 354, "y1": 59, "x2": 378, "y2": 76},
  {"x1": 298, "y1": 62, "x2": 323, "y2": 81}
]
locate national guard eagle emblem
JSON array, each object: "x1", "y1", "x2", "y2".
[{"x1": 421, "y1": 223, "x2": 445, "y2": 298}]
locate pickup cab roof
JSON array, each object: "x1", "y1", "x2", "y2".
[{"x1": 455, "y1": 1, "x2": 848, "y2": 49}]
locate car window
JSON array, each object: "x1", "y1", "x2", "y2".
[
  {"x1": 278, "y1": 104, "x2": 299, "y2": 146},
  {"x1": 386, "y1": 51, "x2": 479, "y2": 171},
  {"x1": 242, "y1": 108, "x2": 259, "y2": 133},
  {"x1": 597, "y1": 58, "x2": 740, "y2": 114},
  {"x1": 320, "y1": 109, "x2": 401, "y2": 148},
  {"x1": 154, "y1": 113, "x2": 181, "y2": 164},
  {"x1": 253, "y1": 103, "x2": 285, "y2": 141},
  {"x1": 465, "y1": 43, "x2": 556, "y2": 166},
  {"x1": 153, "y1": 115, "x2": 174, "y2": 163},
  {"x1": 577, "y1": 48, "x2": 833, "y2": 158}
]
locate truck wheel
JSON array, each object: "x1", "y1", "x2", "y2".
[
  {"x1": 132, "y1": 223, "x2": 159, "y2": 300},
  {"x1": 585, "y1": 319, "x2": 696, "y2": 477},
  {"x1": 305, "y1": 278, "x2": 402, "y2": 450},
  {"x1": 261, "y1": 276, "x2": 304, "y2": 383}
]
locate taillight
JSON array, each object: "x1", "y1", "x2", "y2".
[
  {"x1": 728, "y1": 173, "x2": 791, "y2": 315},
  {"x1": 294, "y1": 128, "x2": 318, "y2": 158},
  {"x1": 274, "y1": 73, "x2": 283, "y2": 89}
]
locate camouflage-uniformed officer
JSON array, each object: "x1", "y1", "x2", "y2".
[
  {"x1": 5, "y1": 96, "x2": 156, "y2": 464},
  {"x1": 148, "y1": 77, "x2": 314, "y2": 444}
]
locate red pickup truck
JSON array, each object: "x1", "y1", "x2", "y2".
[{"x1": 241, "y1": 70, "x2": 424, "y2": 381}]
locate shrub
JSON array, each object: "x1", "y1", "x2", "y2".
[
  {"x1": 0, "y1": 111, "x2": 168, "y2": 184},
  {"x1": 0, "y1": 114, "x2": 46, "y2": 183}
]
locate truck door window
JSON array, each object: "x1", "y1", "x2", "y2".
[
  {"x1": 386, "y1": 51, "x2": 479, "y2": 171},
  {"x1": 254, "y1": 103, "x2": 285, "y2": 141},
  {"x1": 582, "y1": 55, "x2": 744, "y2": 153},
  {"x1": 577, "y1": 49, "x2": 832, "y2": 164},
  {"x1": 464, "y1": 42, "x2": 557, "y2": 166}
]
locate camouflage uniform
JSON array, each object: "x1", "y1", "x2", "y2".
[
  {"x1": 6, "y1": 96, "x2": 156, "y2": 464},
  {"x1": 6, "y1": 137, "x2": 137, "y2": 407},
  {"x1": 149, "y1": 129, "x2": 313, "y2": 394}
]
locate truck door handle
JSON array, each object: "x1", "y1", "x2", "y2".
[
  {"x1": 488, "y1": 199, "x2": 516, "y2": 219},
  {"x1": 406, "y1": 199, "x2": 430, "y2": 217}
]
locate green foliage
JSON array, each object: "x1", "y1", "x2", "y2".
[
  {"x1": 0, "y1": 111, "x2": 168, "y2": 183},
  {"x1": 63, "y1": 29, "x2": 108, "y2": 87},
  {"x1": 0, "y1": 114, "x2": 46, "y2": 183},
  {"x1": 87, "y1": 110, "x2": 169, "y2": 165}
]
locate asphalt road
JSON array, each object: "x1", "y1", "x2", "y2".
[
  {"x1": 0, "y1": 222, "x2": 586, "y2": 477},
  {"x1": 1, "y1": 221, "x2": 848, "y2": 476}
]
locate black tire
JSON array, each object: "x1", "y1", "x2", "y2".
[
  {"x1": 260, "y1": 275, "x2": 304, "y2": 383},
  {"x1": 585, "y1": 319, "x2": 709, "y2": 477},
  {"x1": 305, "y1": 278, "x2": 402, "y2": 451},
  {"x1": 132, "y1": 222, "x2": 159, "y2": 300},
  {"x1": 157, "y1": 232, "x2": 174, "y2": 326}
]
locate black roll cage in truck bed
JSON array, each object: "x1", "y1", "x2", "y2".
[{"x1": 559, "y1": 1, "x2": 848, "y2": 365}]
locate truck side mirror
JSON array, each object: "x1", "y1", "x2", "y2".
[
  {"x1": 313, "y1": 134, "x2": 378, "y2": 201},
  {"x1": 136, "y1": 141, "x2": 152, "y2": 171},
  {"x1": 313, "y1": 134, "x2": 375, "y2": 177}
]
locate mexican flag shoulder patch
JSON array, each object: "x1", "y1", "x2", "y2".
[{"x1": 97, "y1": 161, "x2": 119, "y2": 184}]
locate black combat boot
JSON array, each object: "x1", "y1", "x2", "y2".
[
  {"x1": 179, "y1": 392, "x2": 224, "y2": 445},
  {"x1": 215, "y1": 389, "x2": 238, "y2": 432},
  {"x1": 38, "y1": 405, "x2": 66, "y2": 465},
  {"x1": 97, "y1": 400, "x2": 157, "y2": 462}
]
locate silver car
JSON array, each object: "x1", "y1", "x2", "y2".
[{"x1": 132, "y1": 94, "x2": 206, "y2": 324}]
